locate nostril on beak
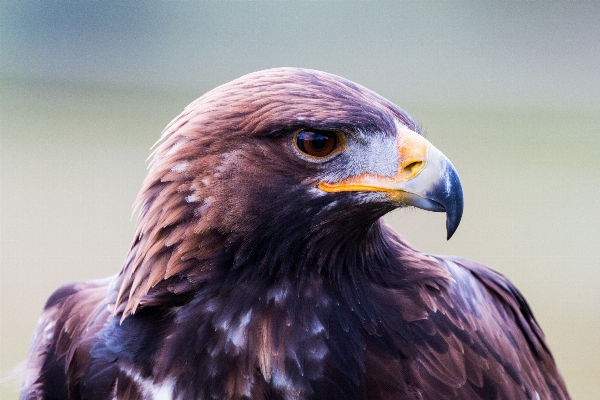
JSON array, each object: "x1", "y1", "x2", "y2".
[{"x1": 401, "y1": 160, "x2": 425, "y2": 179}]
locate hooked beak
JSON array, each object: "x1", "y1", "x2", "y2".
[{"x1": 318, "y1": 128, "x2": 464, "y2": 239}]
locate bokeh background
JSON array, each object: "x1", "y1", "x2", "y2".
[{"x1": 2, "y1": 2, "x2": 599, "y2": 398}]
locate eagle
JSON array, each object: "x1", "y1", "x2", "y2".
[{"x1": 21, "y1": 68, "x2": 569, "y2": 400}]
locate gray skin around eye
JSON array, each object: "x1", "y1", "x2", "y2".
[{"x1": 317, "y1": 128, "x2": 399, "y2": 184}]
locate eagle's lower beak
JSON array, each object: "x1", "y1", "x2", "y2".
[{"x1": 318, "y1": 128, "x2": 464, "y2": 239}]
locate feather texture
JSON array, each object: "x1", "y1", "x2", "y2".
[{"x1": 21, "y1": 68, "x2": 569, "y2": 400}]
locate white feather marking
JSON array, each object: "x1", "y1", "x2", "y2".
[
  {"x1": 185, "y1": 194, "x2": 200, "y2": 203},
  {"x1": 310, "y1": 316, "x2": 325, "y2": 335},
  {"x1": 229, "y1": 309, "x2": 253, "y2": 348},
  {"x1": 42, "y1": 320, "x2": 55, "y2": 341},
  {"x1": 171, "y1": 162, "x2": 188, "y2": 172},
  {"x1": 43, "y1": 321, "x2": 55, "y2": 332},
  {"x1": 267, "y1": 283, "x2": 290, "y2": 304},
  {"x1": 311, "y1": 342, "x2": 328, "y2": 360},
  {"x1": 153, "y1": 379, "x2": 176, "y2": 400},
  {"x1": 306, "y1": 187, "x2": 326, "y2": 197},
  {"x1": 165, "y1": 141, "x2": 183, "y2": 156},
  {"x1": 271, "y1": 368, "x2": 302, "y2": 400},
  {"x1": 119, "y1": 367, "x2": 175, "y2": 400},
  {"x1": 203, "y1": 299, "x2": 219, "y2": 313},
  {"x1": 217, "y1": 317, "x2": 230, "y2": 331}
]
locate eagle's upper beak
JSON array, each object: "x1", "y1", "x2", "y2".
[{"x1": 318, "y1": 128, "x2": 464, "y2": 240}]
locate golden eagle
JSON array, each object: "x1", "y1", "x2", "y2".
[{"x1": 21, "y1": 68, "x2": 569, "y2": 399}]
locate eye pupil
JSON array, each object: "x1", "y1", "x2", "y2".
[
  {"x1": 311, "y1": 135, "x2": 328, "y2": 149},
  {"x1": 295, "y1": 130, "x2": 338, "y2": 157}
]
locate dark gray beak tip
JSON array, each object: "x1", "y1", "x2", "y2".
[
  {"x1": 446, "y1": 213, "x2": 461, "y2": 240},
  {"x1": 444, "y1": 167, "x2": 464, "y2": 240}
]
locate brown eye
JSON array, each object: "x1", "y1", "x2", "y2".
[{"x1": 295, "y1": 130, "x2": 339, "y2": 158}]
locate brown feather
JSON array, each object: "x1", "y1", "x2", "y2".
[{"x1": 21, "y1": 68, "x2": 570, "y2": 400}]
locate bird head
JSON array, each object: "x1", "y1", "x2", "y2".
[{"x1": 112, "y1": 68, "x2": 463, "y2": 317}]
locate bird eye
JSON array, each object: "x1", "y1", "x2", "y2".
[{"x1": 294, "y1": 130, "x2": 339, "y2": 158}]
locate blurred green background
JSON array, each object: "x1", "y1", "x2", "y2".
[{"x1": 1, "y1": 2, "x2": 599, "y2": 398}]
